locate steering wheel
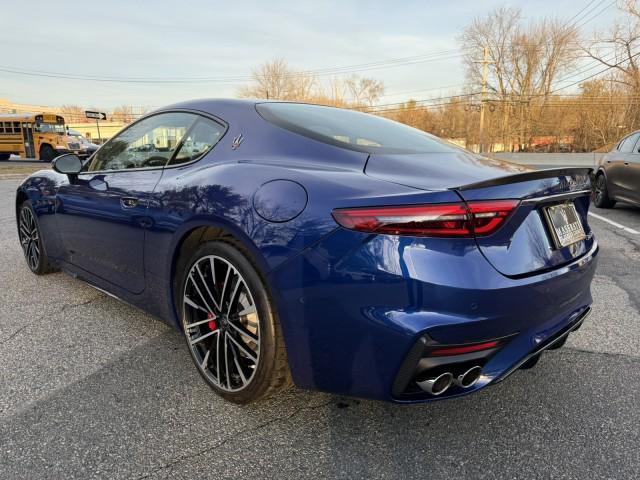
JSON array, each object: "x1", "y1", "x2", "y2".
[{"x1": 144, "y1": 156, "x2": 168, "y2": 167}]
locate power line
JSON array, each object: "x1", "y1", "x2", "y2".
[
  {"x1": 573, "y1": 0, "x2": 618, "y2": 30},
  {"x1": 380, "y1": 84, "x2": 465, "y2": 98},
  {"x1": 565, "y1": 0, "x2": 603, "y2": 26},
  {"x1": 553, "y1": 49, "x2": 622, "y2": 86},
  {"x1": 363, "y1": 92, "x2": 481, "y2": 111},
  {"x1": 0, "y1": 49, "x2": 468, "y2": 84},
  {"x1": 364, "y1": 50, "x2": 640, "y2": 115},
  {"x1": 0, "y1": 39, "x2": 618, "y2": 86},
  {"x1": 551, "y1": 49, "x2": 640, "y2": 94}
]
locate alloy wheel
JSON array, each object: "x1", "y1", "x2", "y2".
[
  {"x1": 595, "y1": 175, "x2": 606, "y2": 203},
  {"x1": 18, "y1": 207, "x2": 40, "y2": 271},
  {"x1": 182, "y1": 255, "x2": 260, "y2": 392}
]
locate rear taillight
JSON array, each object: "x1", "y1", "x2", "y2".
[
  {"x1": 332, "y1": 200, "x2": 519, "y2": 238},
  {"x1": 429, "y1": 340, "x2": 500, "y2": 356}
]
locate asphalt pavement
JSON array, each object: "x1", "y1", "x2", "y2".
[
  {"x1": 0, "y1": 177, "x2": 639, "y2": 480},
  {"x1": 1, "y1": 157, "x2": 47, "y2": 166}
]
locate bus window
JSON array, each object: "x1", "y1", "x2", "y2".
[{"x1": 34, "y1": 122, "x2": 65, "y2": 134}]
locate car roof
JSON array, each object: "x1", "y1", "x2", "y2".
[
  {"x1": 152, "y1": 98, "x2": 345, "y2": 123},
  {"x1": 154, "y1": 98, "x2": 261, "y2": 120}
]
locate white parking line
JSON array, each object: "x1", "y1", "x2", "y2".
[{"x1": 588, "y1": 212, "x2": 640, "y2": 234}]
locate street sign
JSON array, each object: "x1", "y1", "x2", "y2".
[
  {"x1": 85, "y1": 111, "x2": 107, "y2": 143},
  {"x1": 85, "y1": 111, "x2": 107, "y2": 121}
]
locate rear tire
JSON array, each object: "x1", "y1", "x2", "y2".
[
  {"x1": 39, "y1": 144, "x2": 56, "y2": 162},
  {"x1": 18, "y1": 201, "x2": 56, "y2": 275},
  {"x1": 594, "y1": 173, "x2": 616, "y2": 208},
  {"x1": 178, "y1": 239, "x2": 292, "y2": 404}
]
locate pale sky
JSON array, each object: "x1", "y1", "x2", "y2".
[{"x1": 0, "y1": 0, "x2": 620, "y2": 110}]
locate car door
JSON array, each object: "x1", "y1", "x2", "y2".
[
  {"x1": 606, "y1": 132, "x2": 640, "y2": 199},
  {"x1": 55, "y1": 112, "x2": 199, "y2": 294},
  {"x1": 626, "y1": 137, "x2": 640, "y2": 205}
]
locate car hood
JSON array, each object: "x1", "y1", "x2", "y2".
[{"x1": 364, "y1": 151, "x2": 533, "y2": 191}]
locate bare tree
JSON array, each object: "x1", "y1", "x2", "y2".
[
  {"x1": 345, "y1": 75, "x2": 385, "y2": 107},
  {"x1": 111, "y1": 105, "x2": 140, "y2": 124},
  {"x1": 585, "y1": 1, "x2": 640, "y2": 91},
  {"x1": 460, "y1": 7, "x2": 578, "y2": 150},
  {"x1": 237, "y1": 58, "x2": 315, "y2": 100},
  {"x1": 60, "y1": 105, "x2": 87, "y2": 123},
  {"x1": 238, "y1": 59, "x2": 385, "y2": 108},
  {"x1": 583, "y1": 1, "x2": 640, "y2": 129}
]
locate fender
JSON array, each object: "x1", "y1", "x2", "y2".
[
  {"x1": 16, "y1": 171, "x2": 67, "y2": 260},
  {"x1": 155, "y1": 215, "x2": 274, "y2": 329},
  {"x1": 595, "y1": 166, "x2": 608, "y2": 181}
]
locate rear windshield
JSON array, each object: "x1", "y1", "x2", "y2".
[{"x1": 256, "y1": 102, "x2": 457, "y2": 154}]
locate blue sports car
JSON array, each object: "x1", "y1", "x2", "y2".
[{"x1": 16, "y1": 99, "x2": 598, "y2": 403}]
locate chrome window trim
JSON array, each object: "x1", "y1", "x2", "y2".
[{"x1": 81, "y1": 108, "x2": 228, "y2": 175}]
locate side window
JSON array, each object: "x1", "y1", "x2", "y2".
[
  {"x1": 87, "y1": 112, "x2": 197, "y2": 172},
  {"x1": 618, "y1": 133, "x2": 640, "y2": 153},
  {"x1": 168, "y1": 117, "x2": 225, "y2": 166}
]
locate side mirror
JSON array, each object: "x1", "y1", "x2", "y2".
[{"x1": 52, "y1": 153, "x2": 82, "y2": 175}]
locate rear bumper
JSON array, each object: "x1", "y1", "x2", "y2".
[
  {"x1": 269, "y1": 229, "x2": 598, "y2": 403},
  {"x1": 391, "y1": 305, "x2": 591, "y2": 402},
  {"x1": 495, "y1": 306, "x2": 590, "y2": 383}
]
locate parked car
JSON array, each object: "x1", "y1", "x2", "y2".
[
  {"x1": 15, "y1": 100, "x2": 598, "y2": 404},
  {"x1": 595, "y1": 130, "x2": 640, "y2": 208},
  {"x1": 66, "y1": 128, "x2": 99, "y2": 158}
]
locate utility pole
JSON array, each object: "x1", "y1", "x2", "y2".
[{"x1": 474, "y1": 46, "x2": 494, "y2": 154}]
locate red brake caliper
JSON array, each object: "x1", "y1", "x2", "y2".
[{"x1": 207, "y1": 312, "x2": 217, "y2": 331}]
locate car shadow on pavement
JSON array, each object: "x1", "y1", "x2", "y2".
[{"x1": 1, "y1": 326, "x2": 638, "y2": 480}]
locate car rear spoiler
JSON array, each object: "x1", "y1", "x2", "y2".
[{"x1": 453, "y1": 167, "x2": 594, "y2": 191}]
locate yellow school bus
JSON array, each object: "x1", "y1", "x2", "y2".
[{"x1": 0, "y1": 113, "x2": 86, "y2": 161}]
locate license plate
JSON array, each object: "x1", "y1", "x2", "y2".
[{"x1": 544, "y1": 203, "x2": 586, "y2": 249}]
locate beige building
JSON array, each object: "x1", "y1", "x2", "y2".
[
  {"x1": 0, "y1": 98, "x2": 126, "y2": 142},
  {"x1": 0, "y1": 98, "x2": 59, "y2": 115},
  {"x1": 67, "y1": 122, "x2": 126, "y2": 143}
]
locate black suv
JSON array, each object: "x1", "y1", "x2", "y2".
[{"x1": 595, "y1": 131, "x2": 640, "y2": 208}]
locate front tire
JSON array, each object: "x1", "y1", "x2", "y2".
[
  {"x1": 18, "y1": 201, "x2": 55, "y2": 275},
  {"x1": 594, "y1": 173, "x2": 616, "y2": 208},
  {"x1": 178, "y1": 239, "x2": 291, "y2": 403},
  {"x1": 39, "y1": 144, "x2": 56, "y2": 162}
]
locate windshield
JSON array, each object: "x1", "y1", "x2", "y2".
[
  {"x1": 256, "y1": 102, "x2": 457, "y2": 154},
  {"x1": 35, "y1": 123, "x2": 66, "y2": 134},
  {"x1": 69, "y1": 133, "x2": 90, "y2": 143}
]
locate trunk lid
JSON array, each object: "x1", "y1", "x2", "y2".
[
  {"x1": 365, "y1": 153, "x2": 594, "y2": 277},
  {"x1": 365, "y1": 151, "x2": 533, "y2": 191}
]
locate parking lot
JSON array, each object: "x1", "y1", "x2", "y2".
[{"x1": 1, "y1": 175, "x2": 639, "y2": 479}]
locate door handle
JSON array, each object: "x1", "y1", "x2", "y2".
[
  {"x1": 624, "y1": 162, "x2": 630, "y2": 166},
  {"x1": 120, "y1": 197, "x2": 139, "y2": 208}
]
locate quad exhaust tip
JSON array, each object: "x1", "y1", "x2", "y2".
[
  {"x1": 454, "y1": 366, "x2": 483, "y2": 389},
  {"x1": 416, "y1": 366, "x2": 483, "y2": 396},
  {"x1": 416, "y1": 372, "x2": 453, "y2": 396}
]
